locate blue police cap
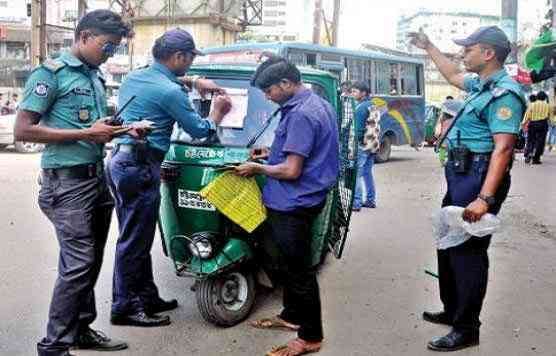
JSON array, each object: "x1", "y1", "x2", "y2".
[
  {"x1": 453, "y1": 26, "x2": 511, "y2": 50},
  {"x1": 158, "y1": 28, "x2": 203, "y2": 56}
]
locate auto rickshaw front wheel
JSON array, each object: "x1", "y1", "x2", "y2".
[{"x1": 196, "y1": 270, "x2": 256, "y2": 327}]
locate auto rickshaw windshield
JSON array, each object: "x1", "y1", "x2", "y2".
[{"x1": 171, "y1": 78, "x2": 280, "y2": 148}]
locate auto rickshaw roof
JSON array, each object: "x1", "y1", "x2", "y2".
[{"x1": 189, "y1": 63, "x2": 337, "y2": 81}]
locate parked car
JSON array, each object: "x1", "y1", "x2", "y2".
[{"x1": 0, "y1": 114, "x2": 44, "y2": 153}]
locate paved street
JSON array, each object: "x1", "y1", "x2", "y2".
[{"x1": 0, "y1": 147, "x2": 555, "y2": 356}]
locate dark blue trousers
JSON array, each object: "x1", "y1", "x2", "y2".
[
  {"x1": 106, "y1": 148, "x2": 163, "y2": 315},
  {"x1": 438, "y1": 157, "x2": 511, "y2": 332},
  {"x1": 37, "y1": 170, "x2": 113, "y2": 356}
]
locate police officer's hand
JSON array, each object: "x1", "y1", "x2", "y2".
[
  {"x1": 407, "y1": 29, "x2": 432, "y2": 50},
  {"x1": 462, "y1": 198, "x2": 489, "y2": 223},
  {"x1": 86, "y1": 118, "x2": 128, "y2": 143},
  {"x1": 250, "y1": 147, "x2": 270, "y2": 160},
  {"x1": 234, "y1": 162, "x2": 261, "y2": 177},
  {"x1": 196, "y1": 79, "x2": 227, "y2": 97},
  {"x1": 211, "y1": 94, "x2": 232, "y2": 125}
]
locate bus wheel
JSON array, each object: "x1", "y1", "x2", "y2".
[{"x1": 376, "y1": 135, "x2": 392, "y2": 163}]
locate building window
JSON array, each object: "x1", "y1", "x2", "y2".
[
  {"x1": 0, "y1": 1, "x2": 8, "y2": 8},
  {"x1": 6, "y1": 42, "x2": 27, "y2": 59}
]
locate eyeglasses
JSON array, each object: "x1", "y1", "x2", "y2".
[{"x1": 101, "y1": 42, "x2": 122, "y2": 57}]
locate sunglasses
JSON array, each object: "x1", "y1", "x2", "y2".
[{"x1": 101, "y1": 42, "x2": 122, "y2": 57}]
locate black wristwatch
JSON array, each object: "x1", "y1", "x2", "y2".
[{"x1": 478, "y1": 194, "x2": 495, "y2": 206}]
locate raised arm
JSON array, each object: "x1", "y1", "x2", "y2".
[{"x1": 408, "y1": 30, "x2": 466, "y2": 90}]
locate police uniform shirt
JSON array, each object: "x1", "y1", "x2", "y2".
[
  {"x1": 447, "y1": 69, "x2": 526, "y2": 153},
  {"x1": 19, "y1": 51, "x2": 108, "y2": 168},
  {"x1": 116, "y1": 61, "x2": 215, "y2": 153}
]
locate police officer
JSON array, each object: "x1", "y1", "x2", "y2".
[
  {"x1": 409, "y1": 26, "x2": 526, "y2": 351},
  {"x1": 14, "y1": 10, "x2": 133, "y2": 356},
  {"x1": 107, "y1": 28, "x2": 231, "y2": 327}
]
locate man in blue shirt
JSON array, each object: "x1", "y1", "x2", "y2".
[
  {"x1": 409, "y1": 26, "x2": 526, "y2": 351},
  {"x1": 107, "y1": 28, "x2": 231, "y2": 327},
  {"x1": 235, "y1": 56, "x2": 339, "y2": 356},
  {"x1": 15, "y1": 10, "x2": 132, "y2": 356},
  {"x1": 351, "y1": 81, "x2": 378, "y2": 210}
]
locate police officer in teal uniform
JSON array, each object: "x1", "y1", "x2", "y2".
[
  {"x1": 106, "y1": 28, "x2": 231, "y2": 327},
  {"x1": 409, "y1": 26, "x2": 526, "y2": 352},
  {"x1": 14, "y1": 10, "x2": 133, "y2": 356}
]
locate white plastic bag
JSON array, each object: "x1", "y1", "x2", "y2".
[{"x1": 432, "y1": 206, "x2": 501, "y2": 250}]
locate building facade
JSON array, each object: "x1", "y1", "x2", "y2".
[
  {"x1": 396, "y1": 10, "x2": 499, "y2": 102},
  {"x1": 250, "y1": 0, "x2": 314, "y2": 42}
]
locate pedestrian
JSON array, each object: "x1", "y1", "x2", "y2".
[
  {"x1": 14, "y1": 9, "x2": 133, "y2": 356},
  {"x1": 106, "y1": 28, "x2": 231, "y2": 327},
  {"x1": 351, "y1": 81, "x2": 378, "y2": 210},
  {"x1": 340, "y1": 81, "x2": 351, "y2": 97},
  {"x1": 3, "y1": 93, "x2": 19, "y2": 114},
  {"x1": 409, "y1": 26, "x2": 526, "y2": 352},
  {"x1": 547, "y1": 104, "x2": 556, "y2": 151},
  {"x1": 523, "y1": 90, "x2": 551, "y2": 164},
  {"x1": 235, "y1": 55, "x2": 339, "y2": 356}
]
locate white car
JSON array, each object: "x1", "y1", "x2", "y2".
[{"x1": 0, "y1": 114, "x2": 44, "y2": 153}]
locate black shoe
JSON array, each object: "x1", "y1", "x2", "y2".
[
  {"x1": 363, "y1": 202, "x2": 376, "y2": 208},
  {"x1": 524, "y1": 157, "x2": 531, "y2": 164},
  {"x1": 427, "y1": 329, "x2": 479, "y2": 352},
  {"x1": 423, "y1": 311, "x2": 453, "y2": 326},
  {"x1": 74, "y1": 328, "x2": 128, "y2": 351},
  {"x1": 145, "y1": 298, "x2": 178, "y2": 315},
  {"x1": 352, "y1": 206, "x2": 361, "y2": 212},
  {"x1": 111, "y1": 311, "x2": 171, "y2": 327},
  {"x1": 532, "y1": 160, "x2": 542, "y2": 165}
]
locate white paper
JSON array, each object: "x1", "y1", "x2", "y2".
[{"x1": 212, "y1": 88, "x2": 248, "y2": 129}]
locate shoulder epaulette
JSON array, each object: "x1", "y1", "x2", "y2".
[{"x1": 42, "y1": 59, "x2": 66, "y2": 73}]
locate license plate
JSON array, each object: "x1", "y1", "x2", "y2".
[{"x1": 177, "y1": 189, "x2": 216, "y2": 211}]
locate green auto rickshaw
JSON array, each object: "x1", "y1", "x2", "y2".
[{"x1": 157, "y1": 63, "x2": 357, "y2": 327}]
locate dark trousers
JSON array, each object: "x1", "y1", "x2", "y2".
[
  {"x1": 106, "y1": 148, "x2": 163, "y2": 314},
  {"x1": 438, "y1": 158, "x2": 510, "y2": 332},
  {"x1": 37, "y1": 171, "x2": 113, "y2": 356},
  {"x1": 266, "y1": 205, "x2": 324, "y2": 342},
  {"x1": 525, "y1": 119, "x2": 549, "y2": 162}
]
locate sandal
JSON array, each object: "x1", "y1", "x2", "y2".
[
  {"x1": 266, "y1": 338, "x2": 322, "y2": 356},
  {"x1": 249, "y1": 316, "x2": 300, "y2": 332}
]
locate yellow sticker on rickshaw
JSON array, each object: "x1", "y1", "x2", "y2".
[{"x1": 496, "y1": 107, "x2": 513, "y2": 120}]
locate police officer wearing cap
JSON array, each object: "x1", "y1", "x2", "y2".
[
  {"x1": 14, "y1": 10, "x2": 133, "y2": 356},
  {"x1": 107, "y1": 28, "x2": 231, "y2": 327},
  {"x1": 409, "y1": 26, "x2": 526, "y2": 351}
]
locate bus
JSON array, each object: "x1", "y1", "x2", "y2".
[{"x1": 196, "y1": 42, "x2": 426, "y2": 162}]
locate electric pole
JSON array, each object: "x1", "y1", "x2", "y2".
[
  {"x1": 313, "y1": 0, "x2": 322, "y2": 45},
  {"x1": 31, "y1": 0, "x2": 46, "y2": 67},
  {"x1": 78, "y1": 0, "x2": 88, "y2": 19},
  {"x1": 500, "y1": 0, "x2": 518, "y2": 63},
  {"x1": 331, "y1": 0, "x2": 340, "y2": 47}
]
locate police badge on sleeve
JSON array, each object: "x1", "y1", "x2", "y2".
[{"x1": 34, "y1": 82, "x2": 49, "y2": 97}]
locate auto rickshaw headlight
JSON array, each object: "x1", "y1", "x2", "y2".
[{"x1": 188, "y1": 237, "x2": 213, "y2": 259}]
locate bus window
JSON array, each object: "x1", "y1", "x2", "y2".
[
  {"x1": 288, "y1": 49, "x2": 305, "y2": 66},
  {"x1": 389, "y1": 63, "x2": 399, "y2": 95},
  {"x1": 374, "y1": 61, "x2": 390, "y2": 95},
  {"x1": 346, "y1": 58, "x2": 368, "y2": 85},
  {"x1": 306, "y1": 53, "x2": 317, "y2": 66},
  {"x1": 400, "y1": 63, "x2": 418, "y2": 95}
]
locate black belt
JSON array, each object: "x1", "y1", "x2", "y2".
[
  {"x1": 42, "y1": 162, "x2": 104, "y2": 179},
  {"x1": 447, "y1": 151, "x2": 491, "y2": 162},
  {"x1": 116, "y1": 144, "x2": 165, "y2": 162}
]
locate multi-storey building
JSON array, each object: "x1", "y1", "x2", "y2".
[{"x1": 251, "y1": 0, "x2": 314, "y2": 42}]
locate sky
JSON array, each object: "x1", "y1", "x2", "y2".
[{"x1": 333, "y1": 0, "x2": 549, "y2": 49}]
